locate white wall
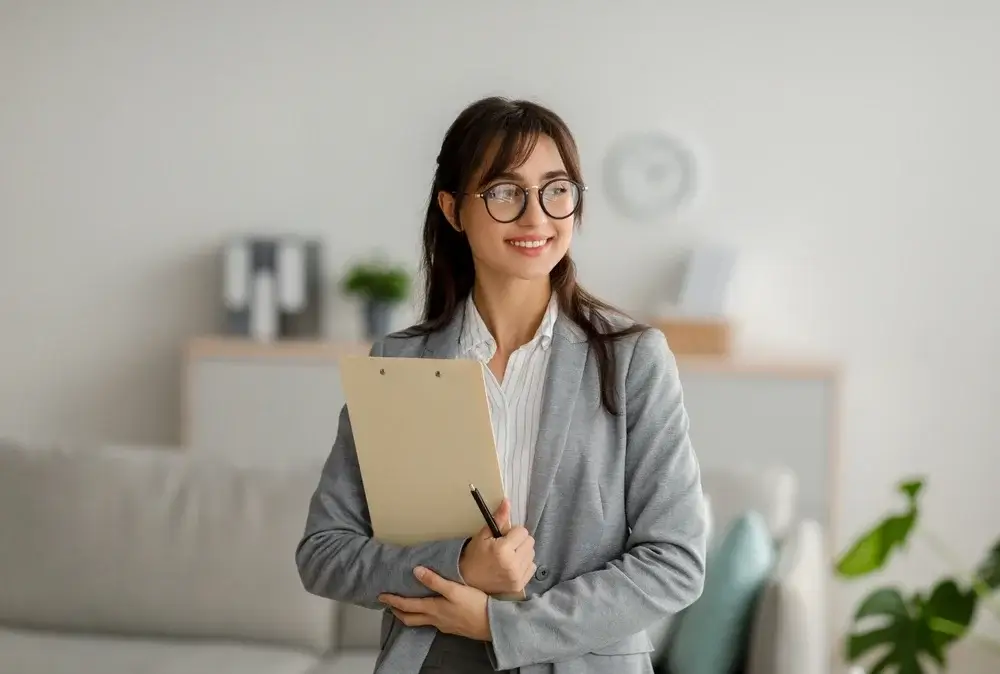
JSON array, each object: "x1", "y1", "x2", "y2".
[{"x1": 2, "y1": 0, "x2": 999, "y2": 667}]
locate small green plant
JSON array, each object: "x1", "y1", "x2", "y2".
[
  {"x1": 341, "y1": 259, "x2": 411, "y2": 304},
  {"x1": 834, "y1": 478, "x2": 1000, "y2": 673}
]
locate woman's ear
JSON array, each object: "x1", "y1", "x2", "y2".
[{"x1": 437, "y1": 191, "x2": 461, "y2": 232}]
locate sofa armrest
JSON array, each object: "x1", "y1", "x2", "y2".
[{"x1": 746, "y1": 519, "x2": 828, "y2": 674}]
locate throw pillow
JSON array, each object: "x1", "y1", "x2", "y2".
[
  {"x1": 746, "y1": 520, "x2": 827, "y2": 674},
  {"x1": 664, "y1": 510, "x2": 777, "y2": 674}
]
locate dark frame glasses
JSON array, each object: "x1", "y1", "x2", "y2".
[{"x1": 461, "y1": 178, "x2": 587, "y2": 223}]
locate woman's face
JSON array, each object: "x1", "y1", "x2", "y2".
[{"x1": 440, "y1": 135, "x2": 579, "y2": 284}]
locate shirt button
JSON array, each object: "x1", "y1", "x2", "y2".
[{"x1": 534, "y1": 565, "x2": 550, "y2": 581}]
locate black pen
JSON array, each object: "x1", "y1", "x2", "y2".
[{"x1": 469, "y1": 483, "x2": 503, "y2": 538}]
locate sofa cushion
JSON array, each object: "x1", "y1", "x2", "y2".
[
  {"x1": 746, "y1": 520, "x2": 827, "y2": 674},
  {"x1": 304, "y1": 651, "x2": 382, "y2": 674},
  {"x1": 0, "y1": 626, "x2": 320, "y2": 674},
  {"x1": 337, "y1": 605, "x2": 384, "y2": 649},
  {"x1": 664, "y1": 510, "x2": 777, "y2": 674},
  {"x1": 0, "y1": 441, "x2": 335, "y2": 653},
  {"x1": 700, "y1": 465, "x2": 797, "y2": 542}
]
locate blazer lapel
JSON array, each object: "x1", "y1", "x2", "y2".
[{"x1": 524, "y1": 315, "x2": 588, "y2": 534}]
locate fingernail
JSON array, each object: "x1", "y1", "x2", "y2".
[{"x1": 413, "y1": 566, "x2": 426, "y2": 579}]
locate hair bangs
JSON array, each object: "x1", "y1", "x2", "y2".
[{"x1": 476, "y1": 117, "x2": 544, "y2": 188}]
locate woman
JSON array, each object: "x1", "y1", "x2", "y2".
[{"x1": 297, "y1": 96, "x2": 709, "y2": 674}]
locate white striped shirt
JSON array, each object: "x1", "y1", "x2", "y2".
[{"x1": 459, "y1": 293, "x2": 557, "y2": 527}]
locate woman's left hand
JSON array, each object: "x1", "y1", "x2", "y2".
[{"x1": 379, "y1": 567, "x2": 492, "y2": 641}]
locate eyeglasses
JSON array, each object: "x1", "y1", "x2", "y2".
[{"x1": 465, "y1": 179, "x2": 586, "y2": 223}]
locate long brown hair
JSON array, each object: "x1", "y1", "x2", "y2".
[{"x1": 413, "y1": 96, "x2": 645, "y2": 416}]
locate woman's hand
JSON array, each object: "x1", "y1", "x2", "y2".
[
  {"x1": 379, "y1": 567, "x2": 492, "y2": 641},
  {"x1": 458, "y1": 498, "x2": 537, "y2": 595}
]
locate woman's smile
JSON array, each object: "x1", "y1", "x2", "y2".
[{"x1": 505, "y1": 235, "x2": 553, "y2": 256}]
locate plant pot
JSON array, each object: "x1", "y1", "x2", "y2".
[{"x1": 363, "y1": 300, "x2": 393, "y2": 341}]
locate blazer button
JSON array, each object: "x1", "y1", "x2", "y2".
[{"x1": 534, "y1": 565, "x2": 550, "y2": 581}]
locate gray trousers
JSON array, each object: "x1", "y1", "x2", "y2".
[{"x1": 418, "y1": 632, "x2": 516, "y2": 673}]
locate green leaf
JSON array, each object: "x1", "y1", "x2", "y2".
[
  {"x1": 925, "y1": 580, "x2": 978, "y2": 649},
  {"x1": 845, "y1": 581, "x2": 977, "y2": 673},
  {"x1": 834, "y1": 477, "x2": 925, "y2": 578},
  {"x1": 855, "y1": 588, "x2": 909, "y2": 619},
  {"x1": 836, "y1": 512, "x2": 917, "y2": 577},
  {"x1": 341, "y1": 260, "x2": 411, "y2": 303},
  {"x1": 974, "y1": 538, "x2": 1000, "y2": 591},
  {"x1": 898, "y1": 479, "x2": 924, "y2": 503}
]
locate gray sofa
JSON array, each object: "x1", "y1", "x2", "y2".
[{"x1": 0, "y1": 439, "x2": 828, "y2": 673}]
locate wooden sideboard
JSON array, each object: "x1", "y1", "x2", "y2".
[{"x1": 182, "y1": 336, "x2": 840, "y2": 541}]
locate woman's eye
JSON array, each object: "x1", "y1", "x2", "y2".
[
  {"x1": 543, "y1": 181, "x2": 571, "y2": 199},
  {"x1": 487, "y1": 185, "x2": 519, "y2": 202}
]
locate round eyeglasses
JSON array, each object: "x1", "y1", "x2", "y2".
[{"x1": 470, "y1": 179, "x2": 586, "y2": 223}]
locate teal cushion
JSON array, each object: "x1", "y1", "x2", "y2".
[{"x1": 664, "y1": 510, "x2": 776, "y2": 674}]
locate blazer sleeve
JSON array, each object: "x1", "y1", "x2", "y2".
[
  {"x1": 487, "y1": 328, "x2": 709, "y2": 669},
  {"x1": 295, "y1": 341, "x2": 468, "y2": 611}
]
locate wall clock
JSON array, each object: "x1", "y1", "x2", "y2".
[{"x1": 602, "y1": 131, "x2": 699, "y2": 221}]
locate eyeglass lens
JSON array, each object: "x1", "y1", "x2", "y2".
[{"x1": 482, "y1": 180, "x2": 581, "y2": 223}]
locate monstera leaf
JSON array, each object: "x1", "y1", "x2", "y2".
[
  {"x1": 836, "y1": 479, "x2": 924, "y2": 578},
  {"x1": 974, "y1": 539, "x2": 1000, "y2": 591},
  {"x1": 847, "y1": 581, "x2": 978, "y2": 673}
]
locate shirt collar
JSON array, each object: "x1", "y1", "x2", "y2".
[{"x1": 459, "y1": 293, "x2": 558, "y2": 359}]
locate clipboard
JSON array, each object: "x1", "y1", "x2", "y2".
[{"x1": 338, "y1": 355, "x2": 507, "y2": 548}]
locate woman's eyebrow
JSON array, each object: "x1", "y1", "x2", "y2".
[{"x1": 488, "y1": 168, "x2": 570, "y2": 183}]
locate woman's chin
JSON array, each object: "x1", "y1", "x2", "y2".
[
  {"x1": 475, "y1": 245, "x2": 568, "y2": 284},
  {"x1": 504, "y1": 246, "x2": 567, "y2": 276},
  {"x1": 506, "y1": 257, "x2": 562, "y2": 282}
]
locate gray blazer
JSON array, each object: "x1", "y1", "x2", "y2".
[{"x1": 297, "y1": 308, "x2": 709, "y2": 674}]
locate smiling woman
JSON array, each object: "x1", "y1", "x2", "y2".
[
  {"x1": 414, "y1": 97, "x2": 641, "y2": 415},
  {"x1": 436, "y1": 135, "x2": 579, "y2": 300},
  {"x1": 296, "y1": 96, "x2": 709, "y2": 674}
]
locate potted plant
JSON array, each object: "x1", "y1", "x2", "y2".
[
  {"x1": 834, "y1": 477, "x2": 1000, "y2": 672},
  {"x1": 341, "y1": 258, "x2": 411, "y2": 340}
]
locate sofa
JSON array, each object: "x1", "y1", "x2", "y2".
[{"x1": 0, "y1": 439, "x2": 828, "y2": 673}]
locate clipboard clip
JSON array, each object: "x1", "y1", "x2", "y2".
[{"x1": 377, "y1": 367, "x2": 442, "y2": 378}]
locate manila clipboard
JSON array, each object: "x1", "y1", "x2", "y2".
[
  {"x1": 339, "y1": 355, "x2": 509, "y2": 543},
  {"x1": 340, "y1": 356, "x2": 525, "y2": 600}
]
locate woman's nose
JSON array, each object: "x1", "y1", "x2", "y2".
[{"x1": 519, "y1": 190, "x2": 548, "y2": 226}]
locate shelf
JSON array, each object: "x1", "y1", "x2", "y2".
[
  {"x1": 186, "y1": 336, "x2": 372, "y2": 362},
  {"x1": 186, "y1": 336, "x2": 838, "y2": 378}
]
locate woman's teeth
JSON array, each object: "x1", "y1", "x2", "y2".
[{"x1": 507, "y1": 239, "x2": 549, "y2": 248}]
